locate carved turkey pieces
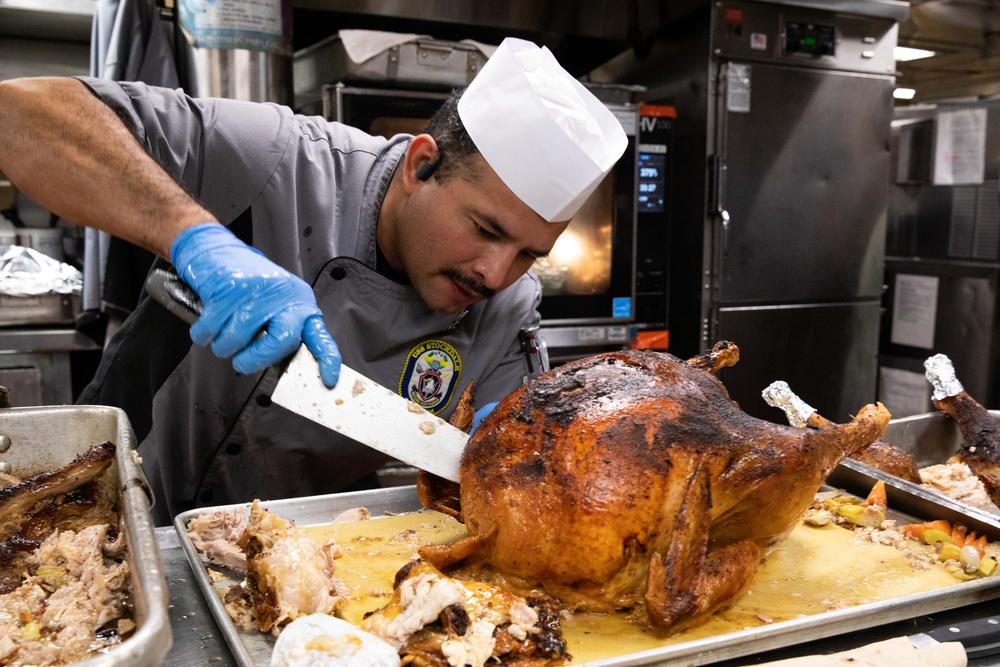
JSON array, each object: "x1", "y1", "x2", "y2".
[{"x1": 419, "y1": 342, "x2": 891, "y2": 635}]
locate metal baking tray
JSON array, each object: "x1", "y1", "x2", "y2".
[
  {"x1": 174, "y1": 478, "x2": 1000, "y2": 667},
  {"x1": 0, "y1": 292, "x2": 79, "y2": 326},
  {"x1": 0, "y1": 405, "x2": 172, "y2": 666},
  {"x1": 294, "y1": 34, "x2": 487, "y2": 111}
]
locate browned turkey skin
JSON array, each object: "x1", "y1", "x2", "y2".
[{"x1": 420, "y1": 343, "x2": 890, "y2": 636}]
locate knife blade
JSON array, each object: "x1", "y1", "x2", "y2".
[
  {"x1": 906, "y1": 614, "x2": 1000, "y2": 658},
  {"x1": 144, "y1": 268, "x2": 467, "y2": 482}
]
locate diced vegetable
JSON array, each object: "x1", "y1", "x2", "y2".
[
  {"x1": 901, "y1": 523, "x2": 929, "y2": 540},
  {"x1": 865, "y1": 480, "x2": 887, "y2": 507},
  {"x1": 836, "y1": 503, "x2": 884, "y2": 528},
  {"x1": 899, "y1": 518, "x2": 997, "y2": 577},
  {"x1": 21, "y1": 621, "x2": 40, "y2": 640},
  {"x1": 978, "y1": 556, "x2": 998, "y2": 577},
  {"x1": 927, "y1": 519, "x2": 952, "y2": 534},
  {"x1": 937, "y1": 542, "x2": 962, "y2": 561},
  {"x1": 959, "y1": 545, "x2": 981, "y2": 573},
  {"x1": 952, "y1": 523, "x2": 968, "y2": 546},
  {"x1": 969, "y1": 534, "x2": 988, "y2": 558},
  {"x1": 922, "y1": 529, "x2": 953, "y2": 546},
  {"x1": 35, "y1": 565, "x2": 68, "y2": 590}
]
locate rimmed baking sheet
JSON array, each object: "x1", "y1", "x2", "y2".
[{"x1": 174, "y1": 475, "x2": 1000, "y2": 667}]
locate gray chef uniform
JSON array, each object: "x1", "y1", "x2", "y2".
[{"x1": 75, "y1": 77, "x2": 544, "y2": 525}]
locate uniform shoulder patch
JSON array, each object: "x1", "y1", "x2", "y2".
[{"x1": 399, "y1": 339, "x2": 463, "y2": 414}]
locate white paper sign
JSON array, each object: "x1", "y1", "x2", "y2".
[
  {"x1": 727, "y1": 64, "x2": 751, "y2": 113},
  {"x1": 934, "y1": 108, "x2": 987, "y2": 185},
  {"x1": 179, "y1": 0, "x2": 290, "y2": 55},
  {"x1": 890, "y1": 273, "x2": 939, "y2": 349},
  {"x1": 878, "y1": 366, "x2": 932, "y2": 418}
]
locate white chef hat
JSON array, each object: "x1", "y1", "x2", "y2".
[{"x1": 457, "y1": 37, "x2": 628, "y2": 222}]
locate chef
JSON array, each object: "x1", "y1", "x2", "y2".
[{"x1": 0, "y1": 37, "x2": 626, "y2": 525}]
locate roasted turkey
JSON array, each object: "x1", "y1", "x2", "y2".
[
  {"x1": 925, "y1": 354, "x2": 1000, "y2": 508},
  {"x1": 420, "y1": 342, "x2": 891, "y2": 635}
]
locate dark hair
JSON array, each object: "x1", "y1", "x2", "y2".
[{"x1": 421, "y1": 88, "x2": 482, "y2": 183}]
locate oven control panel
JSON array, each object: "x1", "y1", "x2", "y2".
[
  {"x1": 784, "y1": 21, "x2": 836, "y2": 57},
  {"x1": 712, "y1": 0, "x2": 898, "y2": 75}
]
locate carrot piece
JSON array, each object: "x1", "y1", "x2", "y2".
[
  {"x1": 972, "y1": 534, "x2": 989, "y2": 557},
  {"x1": 865, "y1": 480, "x2": 887, "y2": 506},
  {"x1": 952, "y1": 523, "x2": 968, "y2": 547},
  {"x1": 927, "y1": 519, "x2": 952, "y2": 534},
  {"x1": 901, "y1": 523, "x2": 928, "y2": 539}
]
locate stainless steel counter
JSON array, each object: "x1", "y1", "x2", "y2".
[
  {"x1": 158, "y1": 527, "x2": 238, "y2": 667},
  {"x1": 155, "y1": 527, "x2": 1000, "y2": 666}
]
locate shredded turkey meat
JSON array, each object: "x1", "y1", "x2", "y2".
[
  {"x1": 186, "y1": 506, "x2": 249, "y2": 572},
  {"x1": 362, "y1": 560, "x2": 569, "y2": 667},
  {"x1": 216, "y1": 500, "x2": 348, "y2": 634},
  {"x1": 0, "y1": 523, "x2": 132, "y2": 666},
  {"x1": 920, "y1": 462, "x2": 1000, "y2": 514}
]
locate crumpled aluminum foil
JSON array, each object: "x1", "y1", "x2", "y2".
[
  {"x1": 924, "y1": 353, "x2": 963, "y2": 401},
  {"x1": 762, "y1": 380, "x2": 816, "y2": 427},
  {"x1": 0, "y1": 244, "x2": 82, "y2": 296}
]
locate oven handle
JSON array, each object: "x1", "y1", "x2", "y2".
[{"x1": 721, "y1": 208, "x2": 730, "y2": 256}]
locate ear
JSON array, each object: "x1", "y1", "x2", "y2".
[{"x1": 402, "y1": 134, "x2": 440, "y2": 193}]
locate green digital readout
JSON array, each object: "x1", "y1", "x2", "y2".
[{"x1": 785, "y1": 21, "x2": 835, "y2": 56}]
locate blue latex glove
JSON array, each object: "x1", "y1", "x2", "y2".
[
  {"x1": 170, "y1": 223, "x2": 341, "y2": 387},
  {"x1": 470, "y1": 402, "x2": 499, "y2": 435}
]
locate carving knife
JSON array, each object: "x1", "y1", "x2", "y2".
[
  {"x1": 144, "y1": 268, "x2": 467, "y2": 482},
  {"x1": 905, "y1": 614, "x2": 1000, "y2": 658}
]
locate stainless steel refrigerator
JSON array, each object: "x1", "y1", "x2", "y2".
[{"x1": 593, "y1": 0, "x2": 906, "y2": 421}]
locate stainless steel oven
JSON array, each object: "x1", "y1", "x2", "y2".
[{"x1": 322, "y1": 82, "x2": 646, "y2": 364}]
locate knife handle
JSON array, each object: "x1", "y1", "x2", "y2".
[
  {"x1": 925, "y1": 615, "x2": 1000, "y2": 658},
  {"x1": 145, "y1": 268, "x2": 202, "y2": 325}
]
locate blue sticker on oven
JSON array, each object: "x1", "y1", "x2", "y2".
[
  {"x1": 613, "y1": 297, "x2": 632, "y2": 319},
  {"x1": 399, "y1": 339, "x2": 463, "y2": 414}
]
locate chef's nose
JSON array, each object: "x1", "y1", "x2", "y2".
[{"x1": 473, "y1": 246, "x2": 518, "y2": 291}]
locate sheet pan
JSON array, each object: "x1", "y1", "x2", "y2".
[
  {"x1": 0, "y1": 405, "x2": 172, "y2": 667},
  {"x1": 174, "y1": 476, "x2": 1000, "y2": 667}
]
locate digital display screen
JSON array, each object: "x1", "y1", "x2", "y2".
[
  {"x1": 637, "y1": 152, "x2": 666, "y2": 213},
  {"x1": 785, "y1": 21, "x2": 836, "y2": 57}
]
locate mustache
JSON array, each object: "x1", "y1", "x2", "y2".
[{"x1": 442, "y1": 268, "x2": 495, "y2": 299}]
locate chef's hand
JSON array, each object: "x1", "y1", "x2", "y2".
[
  {"x1": 170, "y1": 223, "x2": 342, "y2": 387},
  {"x1": 470, "y1": 402, "x2": 499, "y2": 435}
]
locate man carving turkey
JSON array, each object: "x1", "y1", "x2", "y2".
[{"x1": 0, "y1": 38, "x2": 626, "y2": 524}]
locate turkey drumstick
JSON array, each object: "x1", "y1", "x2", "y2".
[
  {"x1": 763, "y1": 381, "x2": 920, "y2": 484},
  {"x1": 924, "y1": 354, "x2": 1000, "y2": 507}
]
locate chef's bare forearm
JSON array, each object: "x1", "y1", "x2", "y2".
[{"x1": 0, "y1": 77, "x2": 215, "y2": 259}]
